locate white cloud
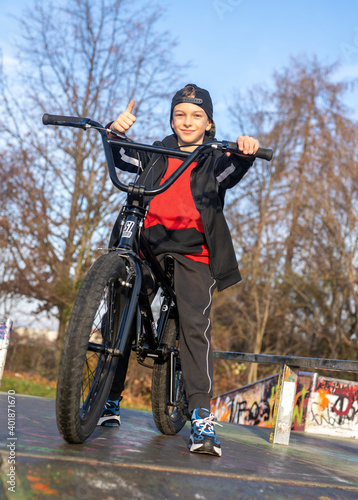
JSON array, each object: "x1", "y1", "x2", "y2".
[
  {"x1": 1, "y1": 53, "x2": 19, "y2": 72},
  {"x1": 333, "y1": 62, "x2": 358, "y2": 81}
]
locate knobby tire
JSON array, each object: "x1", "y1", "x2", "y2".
[{"x1": 56, "y1": 252, "x2": 131, "y2": 444}]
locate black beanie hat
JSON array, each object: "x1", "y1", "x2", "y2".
[
  {"x1": 170, "y1": 83, "x2": 215, "y2": 138},
  {"x1": 170, "y1": 83, "x2": 213, "y2": 122}
]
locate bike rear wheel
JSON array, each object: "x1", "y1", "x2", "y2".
[
  {"x1": 151, "y1": 317, "x2": 189, "y2": 435},
  {"x1": 56, "y1": 252, "x2": 133, "y2": 444}
]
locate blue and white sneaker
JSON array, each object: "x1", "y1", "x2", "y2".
[
  {"x1": 188, "y1": 408, "x2": 222, "y2": 457},
  {"x1": 97, "y1": 398, "x2": 121, "y2": 427}
]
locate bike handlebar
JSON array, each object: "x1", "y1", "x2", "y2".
[
  {"x1": 42, "y1": 113, "x2": 273, "y2": 196},
  {"x1": 42, "y1": 113, "x2": 101, "y2": 129},
  {"x1": 225, "y1": 141, "x2": 272, "y2": 162}
]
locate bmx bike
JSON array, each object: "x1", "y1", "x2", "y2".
[{"x1": 42, "y1": 112, "x2": 272, "y2": 444}]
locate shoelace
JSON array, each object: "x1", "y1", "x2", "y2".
[
  {"x1": 193, "y1": 414, "x2": 223, "y2": 436},
  {"x1": 105, "y1": 396, "x2": 122, "y2": 411},
  {"x1": 105, "y1": 401, "x2": 119, "y2": 411}
]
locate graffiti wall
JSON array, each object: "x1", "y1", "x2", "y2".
[
  {"x1": 306, "y1": 376, "x2": 358, "y2": 438},
  {"x1": 211, "y1": 372, "x2": 358, "y2": 439},
  {"x1": 211, "y1": 374, "x2": 278, "y2": 427}
]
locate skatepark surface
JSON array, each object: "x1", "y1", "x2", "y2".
[{"x1": 1, "y1": 392, "x2": 358, "y2": 499}]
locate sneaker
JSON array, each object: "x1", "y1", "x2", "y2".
[
  {"x1": 188, "y1": 408, "x2": 222, "y2": 457},
  {"x1": 97, "y1": 397, "x2": 121, "y2": 427}
]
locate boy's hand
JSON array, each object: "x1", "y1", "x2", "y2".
[
  {"x1": 110, "y1": 100, "x2": 136, "y2": 133},
  {"x1": 237, "y1": 135, "x2": 260, "y2": 155}
]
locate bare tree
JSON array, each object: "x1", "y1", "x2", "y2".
[
  {"x1": 0, "y1": 0, "x2": 183, "y2": 345},
  {"x1": 214, "y1": 57, "x2": 358, "y2": 383}
]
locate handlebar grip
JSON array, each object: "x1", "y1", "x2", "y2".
[
  {"x1": 256, "y1": 147, "x2": 273, "y2": 161},
  {"x1": 227, "y1": 141, "x2": 273, "y2": 161},
  {"x1": 42, "y1": 113, "x2": 89, "y2": 127}
]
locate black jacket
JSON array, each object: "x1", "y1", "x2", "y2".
[{"x1": 110, "y1": 134, "x2": 255, "y2": 291}]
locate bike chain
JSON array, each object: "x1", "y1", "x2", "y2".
[{"x1": 135, "y1": 333, "x2": 154, "y2": 369}]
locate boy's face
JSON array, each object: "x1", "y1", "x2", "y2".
[{"x1": 171, "y1": 103, "x2": 212, "y2": 149}]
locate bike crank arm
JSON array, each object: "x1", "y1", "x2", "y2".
[
  {"x1": 169, "y1": 350, "x2": 182, "y2": 405},
  {"x1": 134, "y1": 343, "x2": 177, "y2": 360}
]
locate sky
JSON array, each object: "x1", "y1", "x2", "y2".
[
  {"x1": 2, "y1": 0, "x2": 358, "y2": 136},
  {"x1": 1, "y1": 0, "x2": 358, "y2": 328}
]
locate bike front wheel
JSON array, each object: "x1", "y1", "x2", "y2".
[
  {"x1": 56, "y1": 252, "x2": 134, "y2": 444},
  {"x1": 151, "y1": 317, "x2": 189, "y2": 435}
]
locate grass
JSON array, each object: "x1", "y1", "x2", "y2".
[
  {"x1": 0, "y1": 370, "x2": 151, "y2": 411},
  {"x1": 0, "y1": 370, "x2": 57, "y2": 399}
]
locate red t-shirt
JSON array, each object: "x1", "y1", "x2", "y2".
[{"x1": 144, "y1": 158, "x2": 210, "y2": 264}]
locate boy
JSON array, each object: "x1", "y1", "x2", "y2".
[{"x1": 98, "y1": 84, "x2": 259, "y2": 457}]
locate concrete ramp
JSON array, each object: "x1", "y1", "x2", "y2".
[{"x1": 1, "y1": 393, "x2": 358, "y2": 499}]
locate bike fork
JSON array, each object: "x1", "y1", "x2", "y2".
[{"x1": 116, "y1": 256, "x2": 142, "y2": 356}]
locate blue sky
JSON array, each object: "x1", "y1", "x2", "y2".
[
  {"x1": 156, "y1": 0, "x2": 358, "y2": 131},
  {"x1": 2, "y1": 0, "x2": 358, "y2": 136}
]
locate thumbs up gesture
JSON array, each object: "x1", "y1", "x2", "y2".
[{"x1": 110, "y1": 100, "x2": 136, "y2": 133}]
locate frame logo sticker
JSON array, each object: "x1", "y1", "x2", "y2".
[{"x1": 123, "y1": 221, "x2": 135, "y2": 238}]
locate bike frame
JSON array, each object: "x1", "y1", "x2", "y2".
[
  {"x1": 99, "y1": 132, "x2": 185, "y2": 367},
  {"x1": 110, "y1": 232, "x2": 177, "y2": 361}
]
